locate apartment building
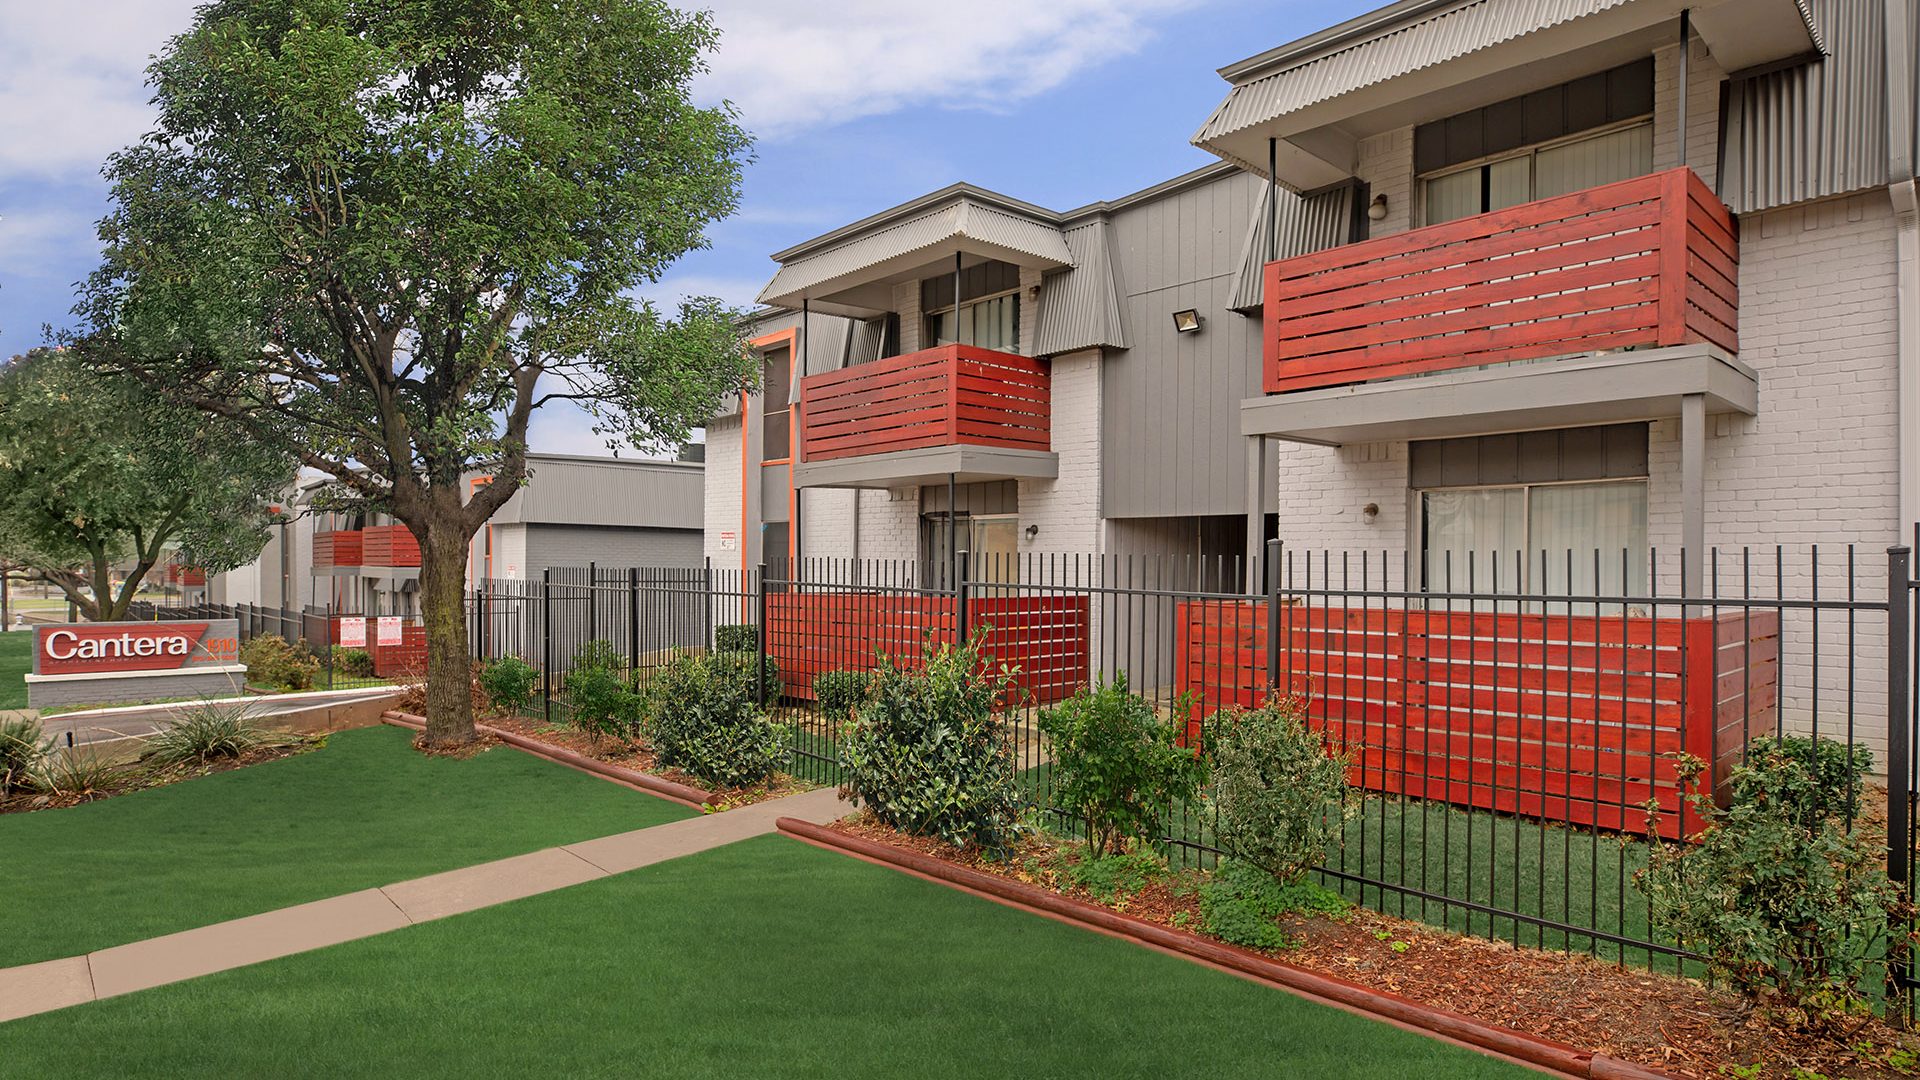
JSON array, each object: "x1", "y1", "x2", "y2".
[
  {"x1": 212, "y1": 453, "x2": 705, "y2": 615},
  {"x1": 713, "y1": 0, "x2": 1918, "y2": 612}
]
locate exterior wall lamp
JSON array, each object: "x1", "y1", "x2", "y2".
[
  {"x1": 1024, "y1": 523, "x2": 1040, "y2": 540},
  {"x1": 1171, "y1": 309, "x2": 1203, "y2": 334},
  {"x1": 1367, "y1": 193, "x2": 1389, "y2": 221}
]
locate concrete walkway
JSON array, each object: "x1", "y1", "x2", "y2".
[{"x1": 0, "y1": 785, "x2": 850, "y2": 1025}]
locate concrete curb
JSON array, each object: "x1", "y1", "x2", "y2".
[
  {"x1": 380, "y1": 712, "x2": 716, "y2": 809},
  {"x1": 775, "y1": 817, "x2": 1686, "y2": 1080}
]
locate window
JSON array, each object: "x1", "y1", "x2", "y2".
[
  {"x1": 922, "y1": 513, "x2": 1020, "y2": 587},
  {"x1": 1419, "y1": 121, "x2": 1654, "y2": 226},
  {"x1": 761, "y1": 346, "x2": 792, "y2": 460},
  {"x1": 927, "y1": 293, "x2": 1019, "y2": 353},
  {"x1": 1419, "y1": 480, "x2": 1648, "y2": 609}
]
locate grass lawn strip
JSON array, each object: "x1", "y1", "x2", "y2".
[
  {"x1": 0, "y1": 724, "x2": 693, "y2": 968},
  {"x1": 809, "y1": 815, "x2": 1918, "y2": 1080},
  {"x1": 0, "y1": 834, "x2": 1532, "y2": 1079},
  {"x1": 0, "y1": 630, "x2": 28, "y2": 710}
]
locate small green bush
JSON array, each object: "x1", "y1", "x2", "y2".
[
  {"x1": 713, "y1": 623, "x2": 758, "y2": 653},
  {"x1": 812, "y1": 670, "x2": 871, "y2": 720},
  {"x1": 330, "y1": 646, "x2": 375, "y2": 679},
  {"x1": 145, "y1": 702, "x2": 286, "y2": 767},
  {"x1": 240, "y1": 634, "x2": 320, "y2": 692},
  {"x1": 478, "y1": 656, "x2": 539, "y2": 717},
  {"x1": 1637, "y1": 737, "x2": 1902, "y2": 1022},
  {"x1": 1208, "y1": 695, "x2": 1352, "y2": 884},
  {"x1": 1058, "y1": 848, "x2": 1169, "y2": 903},
  {"x1": 707, "y1": 649, "x2": 781, "y2": 705},
  {"x1": 1199, "y1": 858, "x2": 1348, "y2": 951},
  {"x1": 838, "y1": 633, "x2": 1024, "y2": 853},
  {"x1": 565, "y1": 664, "x2": 638, "y2": 744},
  {"x1": 0, "y1": 715, "x2": 51, "y2": 794},
  {"x1": 1038, "y1": 674, "x2": 1208, "y2": 857},
  {"x1": 646, "y1": 651, "x2": 784, "y2": 789},
  {"x1": 570, "y1": 638, "x2": 623, "y2": 674}
]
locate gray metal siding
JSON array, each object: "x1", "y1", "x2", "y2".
[
  {"x1": 1407, "y1": 423, "x2": 1651, "y2": 487},
  {"x1": 1721, "y1": 0, "x2": 1890, "y2": 212},
  {"x1": 495, "y1": 456, "x2": 704, "y2": 531},
  {"x1": 1227, "y1": 182, "x2": 1360, "y2": 312},
  {"x1": 523, "y1": 525, "x2": 705, "y2": 571},
  {"x1": 921, "y1": 480, "x2": 1018, "y2": 515},
  {"x1": 1033, "y1": 217, "x2": 1130, "y2": 355},
  {"x1": 1102, "y1": 169, "x2": 1273, "y2": 519}
]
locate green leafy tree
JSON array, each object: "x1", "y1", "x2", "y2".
[
  {"x1": 0, "y1": 349, "x2": 292, "y2": 620},
  {"x1": 79, "y1": 0, "x2": 756, "y2": 746}
]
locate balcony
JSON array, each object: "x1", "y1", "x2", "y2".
[
  {"x1": 794, "y1": 344, "x2": 1058, "y2": 489},
  {"x1": 1243, "y1": 168, "x2": 1754, "y2": 446},
  {"x1": 361, "y1": 525, "x2": 421, "y2": 568},
  {"x1": 312, "y1": 529, "x2": 364, "y2": 571}
]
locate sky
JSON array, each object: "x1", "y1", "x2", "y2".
[{"x1": 0, "y1": 0, "x2": 1365, "y2": 456}]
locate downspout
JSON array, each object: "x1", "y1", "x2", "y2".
[
  {"x1": 1890, "y1": 0, "x2": 1918, "y2": 532},
  {"x1": 1676, "y1": 10, "x2": 1690, "y2": 169}
]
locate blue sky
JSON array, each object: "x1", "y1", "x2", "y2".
[{"x1": 0, "y1": 0, "x2": 1364, "y2": 454}]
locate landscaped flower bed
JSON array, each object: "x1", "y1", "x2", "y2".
[
  {"x1": 813, "y1": 813, "x2": 1920, "y2": 1080},
  {"x1": 482, "y1": 713, "x2": 812, "y2": 809},
  {"x1": 0, "y1": 739, "x2": 317, "y2": 814}
]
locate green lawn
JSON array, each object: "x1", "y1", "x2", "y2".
[
  {"x1": 0, "y1": 724, "x2": 694, "y2": 967},
  {"x1": 0, "y1": 835, "x2": 1528, "y2": 1079},
  {"x1": 0, "y1": 630, "x2": 28, "y2": 709}
]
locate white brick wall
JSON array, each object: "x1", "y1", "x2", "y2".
[
  {"x1": 1272, "y1": 441, "x2": 1412, "y2": 590},
  {"x1": 1018, "y1": 349, "x2": 1103, "y2": 556},
  {"x1": 893, "y1": 281, "x2": 921, "y2": 352},
  {"x1": 1356, "y1": 126, "x2": 1413, "y2": 238},
  {"x1": 1651, "y1": 38, "x2": 1723, "y2": 187}
]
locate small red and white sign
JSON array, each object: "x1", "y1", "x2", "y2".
[
  {"x1": 338, "y1": 619, "x2": 367, "y2": 648},
  {"x1": 376, "y1": 617, "x2": 403, "y2": 646},
  {"x1": 34, "y1": 620, "x2": 240, "y2": 677}
]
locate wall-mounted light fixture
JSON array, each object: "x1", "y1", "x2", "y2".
[
  {"x1": 1024, "y1": 523, "x2": 1040, "y2": 540},
  {"x1": 1362, "y1": 502, "x2": 1380, "y2": 523},
  {"x1": 1367, "y1": 193, "x2": 1389, "y2": 221},
  {"x1": 1171, "y1": 309, "x2": 1203, "y2": 334}
]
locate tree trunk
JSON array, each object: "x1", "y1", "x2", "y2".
[{"x1": 418, "y1": 513, "x2": 476, "y2": 748}]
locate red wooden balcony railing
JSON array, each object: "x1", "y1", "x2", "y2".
[
  {"x1": 799, "y1": 344, "x2": 1050, "y2": 462},
  {"x1": 312, "y1": 529, "x2": 364, "y2": 570},
  {"x1": 361, "y1": 524, "x2": 422, "y2": 568},
  {"x1": 1262, "y1": 167, "x2": 1738, "y2": 394}
]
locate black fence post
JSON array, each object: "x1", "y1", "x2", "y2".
[
  {"x1": 476, "y1": 580, "x2": 488, "y2": 662},
  {"x1": 627, "y1": 566, "x2": 640, "y2": 687},
  {"x1": 756, "y1": 561, "x2": 770, "y2": 708},
  {"x1": 1265, "y1": 538, "x2": 1283, "y2": 693},
  {"x1": 587, "y1": 561, "x2": 598, "y2": 645},
  {"x1": 1889, "y1": 544, "x2": 1913, "y2": 1021},
  {"x1": 955, "y1": 549, "x2": 971, "y2": 642},
  {"x1": 541, "y1": 567, "x2": 553, "y2": 724},
  {"x1": 703, "y1": 557, "x2": 714, "y2": 650}
]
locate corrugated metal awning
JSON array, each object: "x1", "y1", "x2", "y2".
[
  {"x1": 758, "y1": 193, "x2": 1074, "y2": 313},
  {"x1": 1031, "y1": 218, "x2": 1129, "y2": 356},
  {"x1": 1227, "y1": 182, "x2": 1361, "y2": 312}
]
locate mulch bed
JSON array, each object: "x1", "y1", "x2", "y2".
[
  {"x1": 0, "y1": 741, "x2": 318, "y2": 815},
  {"x1": 828, "y1": 815, "x2": 1920, "y2": 1080},
  {"x1": 410, "y1": 730, "x2": 503, "y2": 759},
  {"x1": 483, "y1": 714, "x2": 812, "y2": 808}
]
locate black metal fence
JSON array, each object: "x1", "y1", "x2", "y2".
[
  {"x1": 474, "y1": 542, "x2": 1914, "y2": 1000},
  {"x1": 125, "y1": 599, "x2": 393, "y2": 690}
]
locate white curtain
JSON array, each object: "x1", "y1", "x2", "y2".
[
  {"x1": 1421, "y1": 488, "x2": 1525, "y2": 598},
  {"x1": 1528, "y1": 481, "x2": 1648, "y2": 606},
  {"x1": 1534, "y1": 124, "x2": 1653, "y2": 200}
]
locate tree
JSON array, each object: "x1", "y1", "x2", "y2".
[
  {"x1": 79, "y1": 0, "x2": 757, "y2": 747},
  {"x1": 0, "y1": 348, "x2": 294, "y2": 621}
]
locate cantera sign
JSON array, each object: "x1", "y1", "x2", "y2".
[{"x1": 33, "y1": 621, "x2": 240, "y2": 677}]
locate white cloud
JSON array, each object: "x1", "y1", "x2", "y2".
[
  {"x1": 0, "y1": 204, "x2": 99, "y2": 276},
  {"x1": 698, "y1": 0, "x2": 1202, "y2": 139},
  {"x1": 0, "y1": 2, "x2": 199, "y2": 178}
]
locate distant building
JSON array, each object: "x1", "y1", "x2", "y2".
[{"x1": 209, "y1": 453, "x2": 703, "y2": 615}]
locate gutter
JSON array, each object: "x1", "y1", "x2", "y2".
[{"x1": 1891, "y1": 0, "x2": 1919, "y2": 531}]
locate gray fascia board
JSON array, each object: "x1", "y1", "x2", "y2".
[
  {"x1": 1240, "y1": 345, "x2": 1758, "y2": 445},
  {"x1": 793, "y1": 446, "x2": 1059, "y2": 490}
]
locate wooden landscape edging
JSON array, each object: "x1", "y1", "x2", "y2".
[
  {"x1": 775, "y1": 816, "x2": 1685, "y2": 1080},
  {"x1": 380, "y1": 711, "x2": 716, "y2": 809}
]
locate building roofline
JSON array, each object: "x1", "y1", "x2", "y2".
[
  {"x1": 1215, "y1": 0, "x2": 1462, "y2": 83},
  {"x1": 767, "y1": 183, "x2": 1066, "y2": 263},
  {"x1": 525, "y1": 452, "x2": 702, "y2": 470}
]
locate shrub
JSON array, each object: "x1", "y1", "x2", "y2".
[
  {"x1": 1199, "y1": 858, "x2": 1348, "y2": 951},
  {"x1": 570, "y1": 638, "x2": 623, "y2": 674},
  {"x1": 30, "y1": 747, "x2": 121, "y2": 801},
  {"x1": 812, "y1": 670, "x2": 871, "y2": 720},
  {"x1": 1038, "y1": 675, "x2": 1208, "y2": 857},
  {"x1": 707, "y1": 649, "x2": 781, "y2": 705},
  {"x1": 1208, "y1": 695, "x2": 1352, "y2": 884},
  {"x1": 565, "y1": 661, "x2": 638, "y2": 744},
  {"x1": 145, "y1": 701, "x2": 286, "y2": 767},
  {"x1": 713, "y1": 623, "x2": 758, "y2": 653},
  {"x1": 331, "y1": 646, "x2": 375, "y2": 679},
  {"x1": 1057, "y1": 848, "x2": 1169, "y2": 903},
  {"x1": 0, "y1": 715, "x2": 51, "y2": 794},
  {"x1": 646, "y1": 651, "x2": 784, "y2": 788},
  {"x1": 1637, "y1": 738, "x2": 1902, "y2": 1022},
  {"x1": 240, "y1": 634, "x2": 320, "y2": 692},
  {"x1": 478, "y1": 656, "x2": 539, "y2": 717},
  {"x1": 838, "y1": 633, "x2": 1024, "y2": 853}
]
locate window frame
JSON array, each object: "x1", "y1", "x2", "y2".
[
  {"x1": 925, "y1": 287, "x2": 1022, "y2": 353},
  {"x1": 1414, "y1": 474, "x2": 1651, "y2": 600},
  {"x1": 1414, "y1": 116, "x2": 1655, "y2": 228}
]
